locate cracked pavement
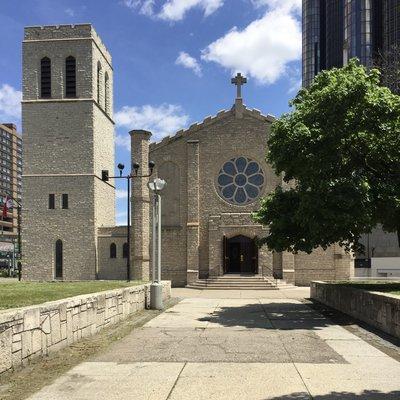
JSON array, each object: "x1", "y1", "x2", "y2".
[{"x1": 28, "y1": 288, "x2": 400, "y2": 399}]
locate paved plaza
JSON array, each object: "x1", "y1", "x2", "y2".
[{"x1": 28, "y1": 288, "x2": 400, "y2": 399}]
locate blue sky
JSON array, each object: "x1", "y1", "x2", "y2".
[{"x1": 0, "y1": 0, "x2": 301, "y2": 224}]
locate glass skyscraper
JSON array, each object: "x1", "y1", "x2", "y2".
[{"x1": 302, "y1": 0, "x2": 400, "y2": 87}]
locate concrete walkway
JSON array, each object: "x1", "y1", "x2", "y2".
[{"x1": 28, "y1": 288, "x2": 400, "y2": 399}]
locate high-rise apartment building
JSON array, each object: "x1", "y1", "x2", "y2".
[
  {"x1": 0, "y1": 123, "x2": 22, "y2": 238},
  {"x1": 302, "y1": 0, "x2": 400, "y2": 87}
]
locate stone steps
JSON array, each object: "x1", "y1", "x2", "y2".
[{"x1": 186, "y1": 275, "x2": 280, "y2": 290}]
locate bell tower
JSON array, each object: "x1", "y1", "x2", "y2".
[{"x1": 22, "y1": 24, "x2": 115, "y2": 280}]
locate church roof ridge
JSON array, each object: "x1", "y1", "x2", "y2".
[{"x1": 149, "y1": 104, "x2": 275, "y2": 152}]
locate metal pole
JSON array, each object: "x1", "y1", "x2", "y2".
[
  {"x1": 152, "y1": 193, "x2": 156, "y2": 283},
  {"x1": 17, "y1": 205, "x2": 21, "y2": 281},
  {"x1": 127, "y1": 176, "x2": 131, "y2": 282},
  {"x1": 150, "y1": 191, "x2": 163, "y2": 310},
  {"x1": 12, "y1": 241, "x2": 15, "y2": 275},
  {"x1": 157, "y1": 194, "x2": 162, "y2": 284}
]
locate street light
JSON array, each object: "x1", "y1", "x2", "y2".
[
  {"x1": 148, "y1": 178, "x2": 166, "y2": 310},
  {"x1": 102, "y1": 161, "x2": 155, "y2": 281}
]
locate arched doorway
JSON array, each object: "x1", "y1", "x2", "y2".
[
  {"x1": 55, "y1": 240, "x2": 63, "y2": 279},
  {"x1": 223, "y1": 235, "x2": 258, "y2": 274}
]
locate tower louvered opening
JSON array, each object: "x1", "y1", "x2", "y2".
[
  {"x1": 40, "y1": 57, "x2": 51, "y2": 98},
  {"x1": 65, "y1": 56, "x2": 76, "y2": 98}
]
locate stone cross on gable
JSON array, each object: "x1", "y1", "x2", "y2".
[{"x1": 231, "y1": 73, "x2": 247, "y2": 99}]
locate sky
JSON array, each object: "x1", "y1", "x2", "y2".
[{"x1": 0, "y1": 0, "x2": 302, "y2": 224}]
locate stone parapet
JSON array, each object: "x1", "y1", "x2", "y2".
[
  {"x1": 0, "y1": 281, "x2": 171, "y2": 375},
  {"x1": 311, "y1": 281, "x2": 400, "y2": 339},
  {"x1": 24, "y1": 24, "x2": 112, "y2": 64}
]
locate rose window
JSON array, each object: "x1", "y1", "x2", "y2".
[{"x1": 216, "y1": 157, "x2": 265, "y2": 205}]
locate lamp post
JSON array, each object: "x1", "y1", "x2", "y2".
[
  {"x1": 103, "y1": 161, "x2": 155, "y2": 282},
  {"x1": 148, "y1": 178, "x2": 166, "y2": 310}
]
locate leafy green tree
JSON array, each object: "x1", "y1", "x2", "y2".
[{"x1": 253, "y1": 59, "x2": 400, "y2": 253}]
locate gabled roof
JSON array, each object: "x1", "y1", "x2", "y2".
[{"x1": 149, "y1": 102, "x2": 275, "y2": 152}]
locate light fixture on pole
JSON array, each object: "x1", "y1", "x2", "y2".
[
  {"x1": 147, "y1": 178, "x2": 167, "y2": 310},
  {"x1": 103, "y1": 160, "x2": 155, "y2": 282}
]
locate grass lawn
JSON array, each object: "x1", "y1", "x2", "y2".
[
  {"x1": 0, "y1": 281, "x2": 144, "y2": 310},
  {"x1": 338, "y1": 281, "x2": 400, "y2": 296}
]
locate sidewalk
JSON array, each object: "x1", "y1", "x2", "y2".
[{"x1": 27, "y1": 287, "x2": 400, "y2": 399}]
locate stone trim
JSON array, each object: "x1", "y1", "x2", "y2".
[
  {"x1": 22, "y1": 174, "x2": 116, "y2": 189},
  {"x1": 22, "y1": 99, "x2": 115, "y2": 124},
  {"x1": 149, "y1": 106, "x2": 275, "y2": 152},
  {"x1": 0, "y1": 282, "x2": 171, "y2": 375}
]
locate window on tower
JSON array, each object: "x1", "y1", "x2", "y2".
[
  {"x1": 62, "y1": 194, "x2": 69, "y2": 209},
  {"x1": 40, "y1": 57, "x2": 51, "y2": 98},
  {"x1": 55, "y1": 240, "x2": 63, "y2": 278},
  {"x1": 97, "y1": 62, "x2": 102, "y2": 105},
  {"x1": 104, "y1": 72, "x2": 109, "y2": 114},
  {"x1": 49, "y1": 194, "x2": 55, "y2": 209},
  {"x1": 65, "y1": 56, "x2": 76, "y2": 98}
]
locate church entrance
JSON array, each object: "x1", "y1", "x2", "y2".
[{"x1": 223, "y1": 235, "x2": 258, "y2": 274}]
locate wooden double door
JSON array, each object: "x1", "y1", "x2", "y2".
[{"x1": 223, "y1": 235, "x2": 258, "y2": 274}]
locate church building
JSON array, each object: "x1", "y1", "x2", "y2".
[{"x1": 21, "y1": 24, "x2": 352, "y2": 286}]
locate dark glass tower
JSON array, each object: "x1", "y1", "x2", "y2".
[
  {"x1": 383, "y1": 0, "x2": 400, "y2": 51},
  {"x1": 302, "y1": 0, "x2": 400, "y2": 87}
]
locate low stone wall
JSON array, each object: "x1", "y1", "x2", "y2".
[
  {"x1": 310, "y1": 281, "x2": 400, "y2": 338},
  {"x1": 0, "y1": 281, "x2": 171, "y2": 374}
]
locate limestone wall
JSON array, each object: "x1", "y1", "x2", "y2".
[
  {"x1": 311, "y1": 281, "x2": 400, "y2": 338},
  {"x1": 0, "y1": 282, "x2": 171, "y2": 375}
]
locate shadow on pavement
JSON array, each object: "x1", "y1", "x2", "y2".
[
  {"x1": 266, "y1": 390, "x2": 400, "y2": 399},
  {"x1": 198, "y1": 302, "x2": 334, "y2": 330}
]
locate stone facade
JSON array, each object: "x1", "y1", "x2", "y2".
[
  {"x1": 97, "y1": 226, "x2": 128, "y2": 280},
  {"x1": 22, "y1": 24, "x2": 115, "y2": 280},
  {"x1": 143, "y1": 100, "x2": 352, "y2": 286},
  {"x1": 21, "y1": 24, "x2": 351, "y2": 286},
  {"x1": 130, "y1": 130, "x2": 152, "y2": 281},
  {"x1": 0, "y1": 282, "x2": 171, "y2": 375}
]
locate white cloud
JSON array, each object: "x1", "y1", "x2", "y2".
[
  {"x1": 251, "y1": 0, "x2": 301, "y2": 13},
  {"x1": 65, "y1": 8, "x2": 75, "y2": 16},
  {"x1": 176, "y1": 52, "x2": 202, "y2": 76},
  {"x1": 0, "y1": 84, "x2": 21, "y2": 120},
  {"x1": 159, "y1": 0, "x2": 224, "y2": 21},
  {"x1": 116, "y1": 189, "x2": 128, "y2": 199},
  {"x1": 201, "y1": 1, "x2": 301, "y2": 84},
  {"x1": 116, "y1": 210, "x2": 127, "y2": 225},
  {"x1": 123, "y1": 0, "x2": 155, "y2": 16},
  {"x1": 115, "y1": 134, "x2": 130, "y2": 150},
  {"x1": 123, "y1": 0, "x2": 223, "y2": 21},
  {"x1": 115, "y1": 104, "x2": 190, "y2": 145}
]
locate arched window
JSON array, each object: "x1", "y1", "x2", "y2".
[
  {"x1": 110, "y1": 243, "x2": 117, "y2": 259},
  {"x1": 97, "y1": 62, "x2": 102, "y2": 105},
  {"x1": 40, "y1": 57, "x2": 51, "y2": 98},
  {"x1": 104, "y1": 72, "x2": 109, "y2": 114},
  {"x1": 65, "y1": 56, "x2": 76, "y2": 98},
  {"x1": 123, "y1": 242, "x2": 128, "y2": 259},
  {"x1": 55, "y1": 240, "x2": 63, "y2": 278}
]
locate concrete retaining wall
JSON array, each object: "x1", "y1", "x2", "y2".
[
  {"x1": 0, "y1": 281, "x2": 171, "y2": 374},
  {"x1": 310, "y1": 281, "x2": 400, "y2": 338}
]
